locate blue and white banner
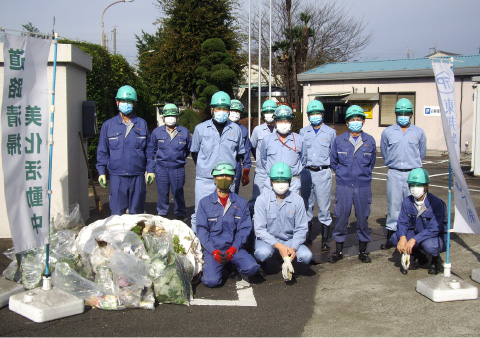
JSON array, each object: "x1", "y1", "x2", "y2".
[
  {"x1": 1, "y1": 34, "x2": 51, "y2": 252},
  {"x1": 432, "y1": 59, "x2": 480, "y2": 234}
]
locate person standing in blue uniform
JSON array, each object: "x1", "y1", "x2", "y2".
[
  {"x1": 260, "y1": 105, "x2": 306, "y2": 195},
  {"x1": 228, "y1": 99, "x2": 252, "y2": 194},
  {"x1": 96, "y1": 85, "x2": 154, "y2": 215},
  {"x1": 328, "y1": 105, "x2": 376, "y2": 264},
  {"x1": 151, "y1": 103, "x2": 191, "y2": 220},
  {"x1": 300, "y1": 100, "x2": 336, "y2": 251},
  {"x1": 247, "y1": 100, "x2": 276, "y2": 215},
  {"x1": 391, "y1": 168, "x2": 446, "y2": 275},
  {"x1": 254, "y1": 162, "x2": 312, "y2": 281},
  {"x1": 190, "y1": 91, "x2": 245, "y2": 232},
  {"x1": 380, "y1": 98, "x2": 427, "y2": 250},
  {"x1": 196, "y1": 162, "x2": 260, "y2": 287}
]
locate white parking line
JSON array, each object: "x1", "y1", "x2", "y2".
[{"x1": 190, "y1": 280, "x2": 257, "y2": 307}]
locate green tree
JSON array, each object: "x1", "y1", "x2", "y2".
[
  {"x1": 136, "y1": 0, "x2": 244, "y2": 111},
  {"x1": 192, "y1": 38, "x2": 237, "y2": 116}
]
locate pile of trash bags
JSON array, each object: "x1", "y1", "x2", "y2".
[{"x1": 2, "y1": 204, "x2": 203, "y2": 309}]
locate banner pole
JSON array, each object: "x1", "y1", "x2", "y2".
[
  {"x1": 45, "y1": 33, "x2": 58, "y2": 278},
  {"x1": 444, "y1": 164, "x2": 452, "y2": 277}
]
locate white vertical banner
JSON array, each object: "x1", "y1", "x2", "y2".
[
  {"x1": 1, "y1": 34, "x2": 51, "y2": 252},
  {"x1": 432, "y1": 59, "x2": 480, "y2": 234}
]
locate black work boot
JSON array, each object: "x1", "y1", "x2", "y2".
[
  {"x1": 305, "y1": 221, "x2": 313, "y2": 246},
  {"x1": 358, "y1": 241, "x2": 372, "y2": 263},
  {"x1": 380, "y1": 230, "x2": 395, "y2": 250},
  {"x1": 428, "y1": 255, "x2": 440, "y2": 275},
  {"x1": 321, "y1": 225, "x2": 330, "y2": 252},
  {"x1": 328, "y1": 242, "x2": 344, "y2": 263}
]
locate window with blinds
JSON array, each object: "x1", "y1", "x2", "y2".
[{"x1": 379, "y1": 92, "x2": 416, "y2": 126}]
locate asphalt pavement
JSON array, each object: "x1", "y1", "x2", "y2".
[{"x1": 1, "y1": 153, "x2": 480, "y2": 336}]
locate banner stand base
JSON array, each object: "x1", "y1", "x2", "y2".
[
  {"x1": 472, "y1": 268, "x2": 480, "y2": 284},
  {"x1": 0, "y1": 278, "x2": 24, "y2": 308},
  {"x1": 9, "y1": 287, "x2": 84, "y2": 323},
  {"x1": 416, "y1": 274, "x2": 478, "y2": 302}
]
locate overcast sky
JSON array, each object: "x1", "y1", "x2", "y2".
[{"x1": 1, "y1": 0, "x2": 479, "y2": 66}]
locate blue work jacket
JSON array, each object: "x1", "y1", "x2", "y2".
[
  {"x1": 299, "y1": 123, "x2": 336, "y2": 167},
  {"x1": 96, "y1": 114, "x2": 154, "y2": 176},
  {"x1": 254, "y1": 189, "x2": 308, "y2": 251},
  {"x1": 250, "y1": 123, "x2": 275, "y2": 172},
  {"x1": 190, "y1": 119, "x2": 245, "y2": 178},
  {"x1": 330, "y1": 131, "x2": 376, "y2": 187},
  {"x1": 237, "y1": 123, "x2": 252, "y2": 170},
  {"x1": 151, "y1": 125, "x2": 191, "y2": 169},
  {"x1": 260, "y1": 131, "x2": 306, "y2": 177},
  {"x1": 380, "y1": 123, "x2": 427, "y2": 169},
  {"x1": 196, "y1": 190, "x2": 252, "y2": 254},
  {"x1": 396, "y1": 193, "x2": 447, "y2": 244}
]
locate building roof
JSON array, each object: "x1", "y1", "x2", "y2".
[{"x1": 297, "y1": 54, "x2": 480, "y2": 82}]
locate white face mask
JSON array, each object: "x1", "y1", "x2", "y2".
[
  {"x1": 164, "y1": 116, "x2": 177, "y2": 127},
  {"x1": 264, "y1": 113, "x2": 274, "y2": 123},
  {"x1": 228, "y1": 111, "x2": 241, "y2": 123},
  {"x1": 272, "y1": 182, "x2": 289, "y2": 195},
  {"x1": 276, "y1": 122, "x2": 291, "y2": 135},
  {"x1": 410, "y1": 186, "x2": 425, "y2": 200}
]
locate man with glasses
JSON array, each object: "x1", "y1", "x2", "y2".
[
  {"x1": 190, "y1": 91, "x2": 245, "y2": 232},
  {"x1": 328, "y1": 105, "x2": 376, "y2": 264},
  {"x1": 96, "y1": 85, "x2": 154, "y2": 215}
]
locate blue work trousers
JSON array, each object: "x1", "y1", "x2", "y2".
[
  {"x1": 191, "y1": 177, "x2": 235, "y2": 233},
  {"x1": 234, "y1": 161, "x2": 242, "y2": 194},
  {"x1": 390, "y1": 231, "x2": 446, "y2": 257},
  {"x1": 155, "y1": 166, "x2": 186, "y2": 217},
  {"x1": 109, "y1": 175, "x2": 146, "y2": 215},
  {"x1": 332, "y1": 185, "x2": 372, "y2": 243},
  {"x1": 248, "y1": 168, "x2": 267, "y2": 214},
  {"x1": 254, "y1": 239, "x2": 312, "y2": 265},
  {"x1": 386, "y1": 169, "x2": 411, "y2": 231},
  {"x1": 300, "y1": 168, "x2": 333, "y2": 226},
  {"x1": 201, "y1": 249, "x2": 259, "y2": 288}
]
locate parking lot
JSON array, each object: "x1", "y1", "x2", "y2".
[{"x1": 0, "y1": 154, "x2": 479, "y2": 336}]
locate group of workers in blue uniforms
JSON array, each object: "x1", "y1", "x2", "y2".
[{"x1": 97, "y1": 85, "x2": 446, "y2": 288}]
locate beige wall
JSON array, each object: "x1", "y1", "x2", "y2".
[
  {"x1": 302, "y1": 76, "x2": 475, "y2": 153},
  {"x1": 0, "y1": 44, "x2": 92, "y2": 238}
]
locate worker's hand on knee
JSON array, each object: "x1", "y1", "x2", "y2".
[
  {"x1": 98, "y1": 175, "x2": 108, "y2": 188},
  {"x1": 146, "y1": 173, "x2": 155, "y2": 186},
  {"x1": 212, "y1": 249, "x2": 226, "y2": 264},
  {"x1": 241, "y1": 169, "x2": 250, "y2": 186},
  {"x1": 225, "y1": 246, "x2": 237, "y2": 262}
]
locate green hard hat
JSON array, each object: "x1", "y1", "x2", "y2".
[
  {"x1": 395, "y1": 98, "x2": 413, "y2": 115},
  {"x1": 211, "y1": 161, "x2": 236, "y2": 176},
  {"x1": 407, "y1": 168, "x2": 430, "y2": 185},
  {"x1": 230, "y1": 99, "x2": 244, "y2": 113},
  {"x1": 163, "y1": 103, "x2": 179, "y2": 116},
  {"x1": 116, "y1": 85, "x2": 137, "y2": 102},
  {"x1": 210, "y1": 91, "x2": 231, "y2": 108},
  {"x1": 345, "y1": 105, "x2": 366, "y2": 120},
  {"x1": 262, "y1": 100, "x2": 277, "y2": 114},
  {"x1": 274, "y1": 105, "x2": 294, "y2": 121},
  {"x1": 307, "y1": 100, "x2": 325, "y2": 115},
  {"x1": 269, "y1": 162, "x2": 292, "y2": 181}
]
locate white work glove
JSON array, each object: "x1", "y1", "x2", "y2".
[
  {"x1": 401, "y1": 253, "x2": 410, "y2": 271},
  {"x1": 146, "y1": 173, "x2": 155, "y2": 186},
  {"x1": 281, "y1": 256, "x2": 294, "y2": 281},
  {"x1": 98, "y1": 175, "x2": 108, "y2": 188}
]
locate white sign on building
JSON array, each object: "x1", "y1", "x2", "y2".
[{"x1": 424, "y1": 106, "x2": 441, "y2": 116}]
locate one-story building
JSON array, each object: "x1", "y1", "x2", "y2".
[{"x1": 297, "y1": 55, "x2": 480, "y2": 156}]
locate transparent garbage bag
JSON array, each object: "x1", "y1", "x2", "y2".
[
  {"x1": 139, "y1": 287, "x2": 155, "y2": 310},
  {"x1": 52, "y1": 262, "x2": 106, "y2": 301},
  {"x1": 52, "y1": 203, "x2": 85, "y2": 233},
  {"x1": 152, "y1": 254, "x2": 191, "y2": 305},
  {"x1": 2, "y1": 260, "x2": 20, "y2": 282},
  {"x1": 107, "y1": 251, "x2": 150, "y2": 289},
  {"x1": 3, "y1": 247, "x2": 15, "y2": 261}
]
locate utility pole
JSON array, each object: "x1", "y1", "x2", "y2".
[{"x1": 113, "y1": 27, "x2": 117, "y2": 55}]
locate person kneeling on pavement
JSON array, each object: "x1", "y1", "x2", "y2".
[
  {"x1": 391, "y1": 168, "x2": 447, "y2": 275},
  {"x1": 254, "y1": 162, "x2": 312, "y2": 282},
  {"x1": 196, "y1": 161, "x2": 261, "y2": 287}
]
